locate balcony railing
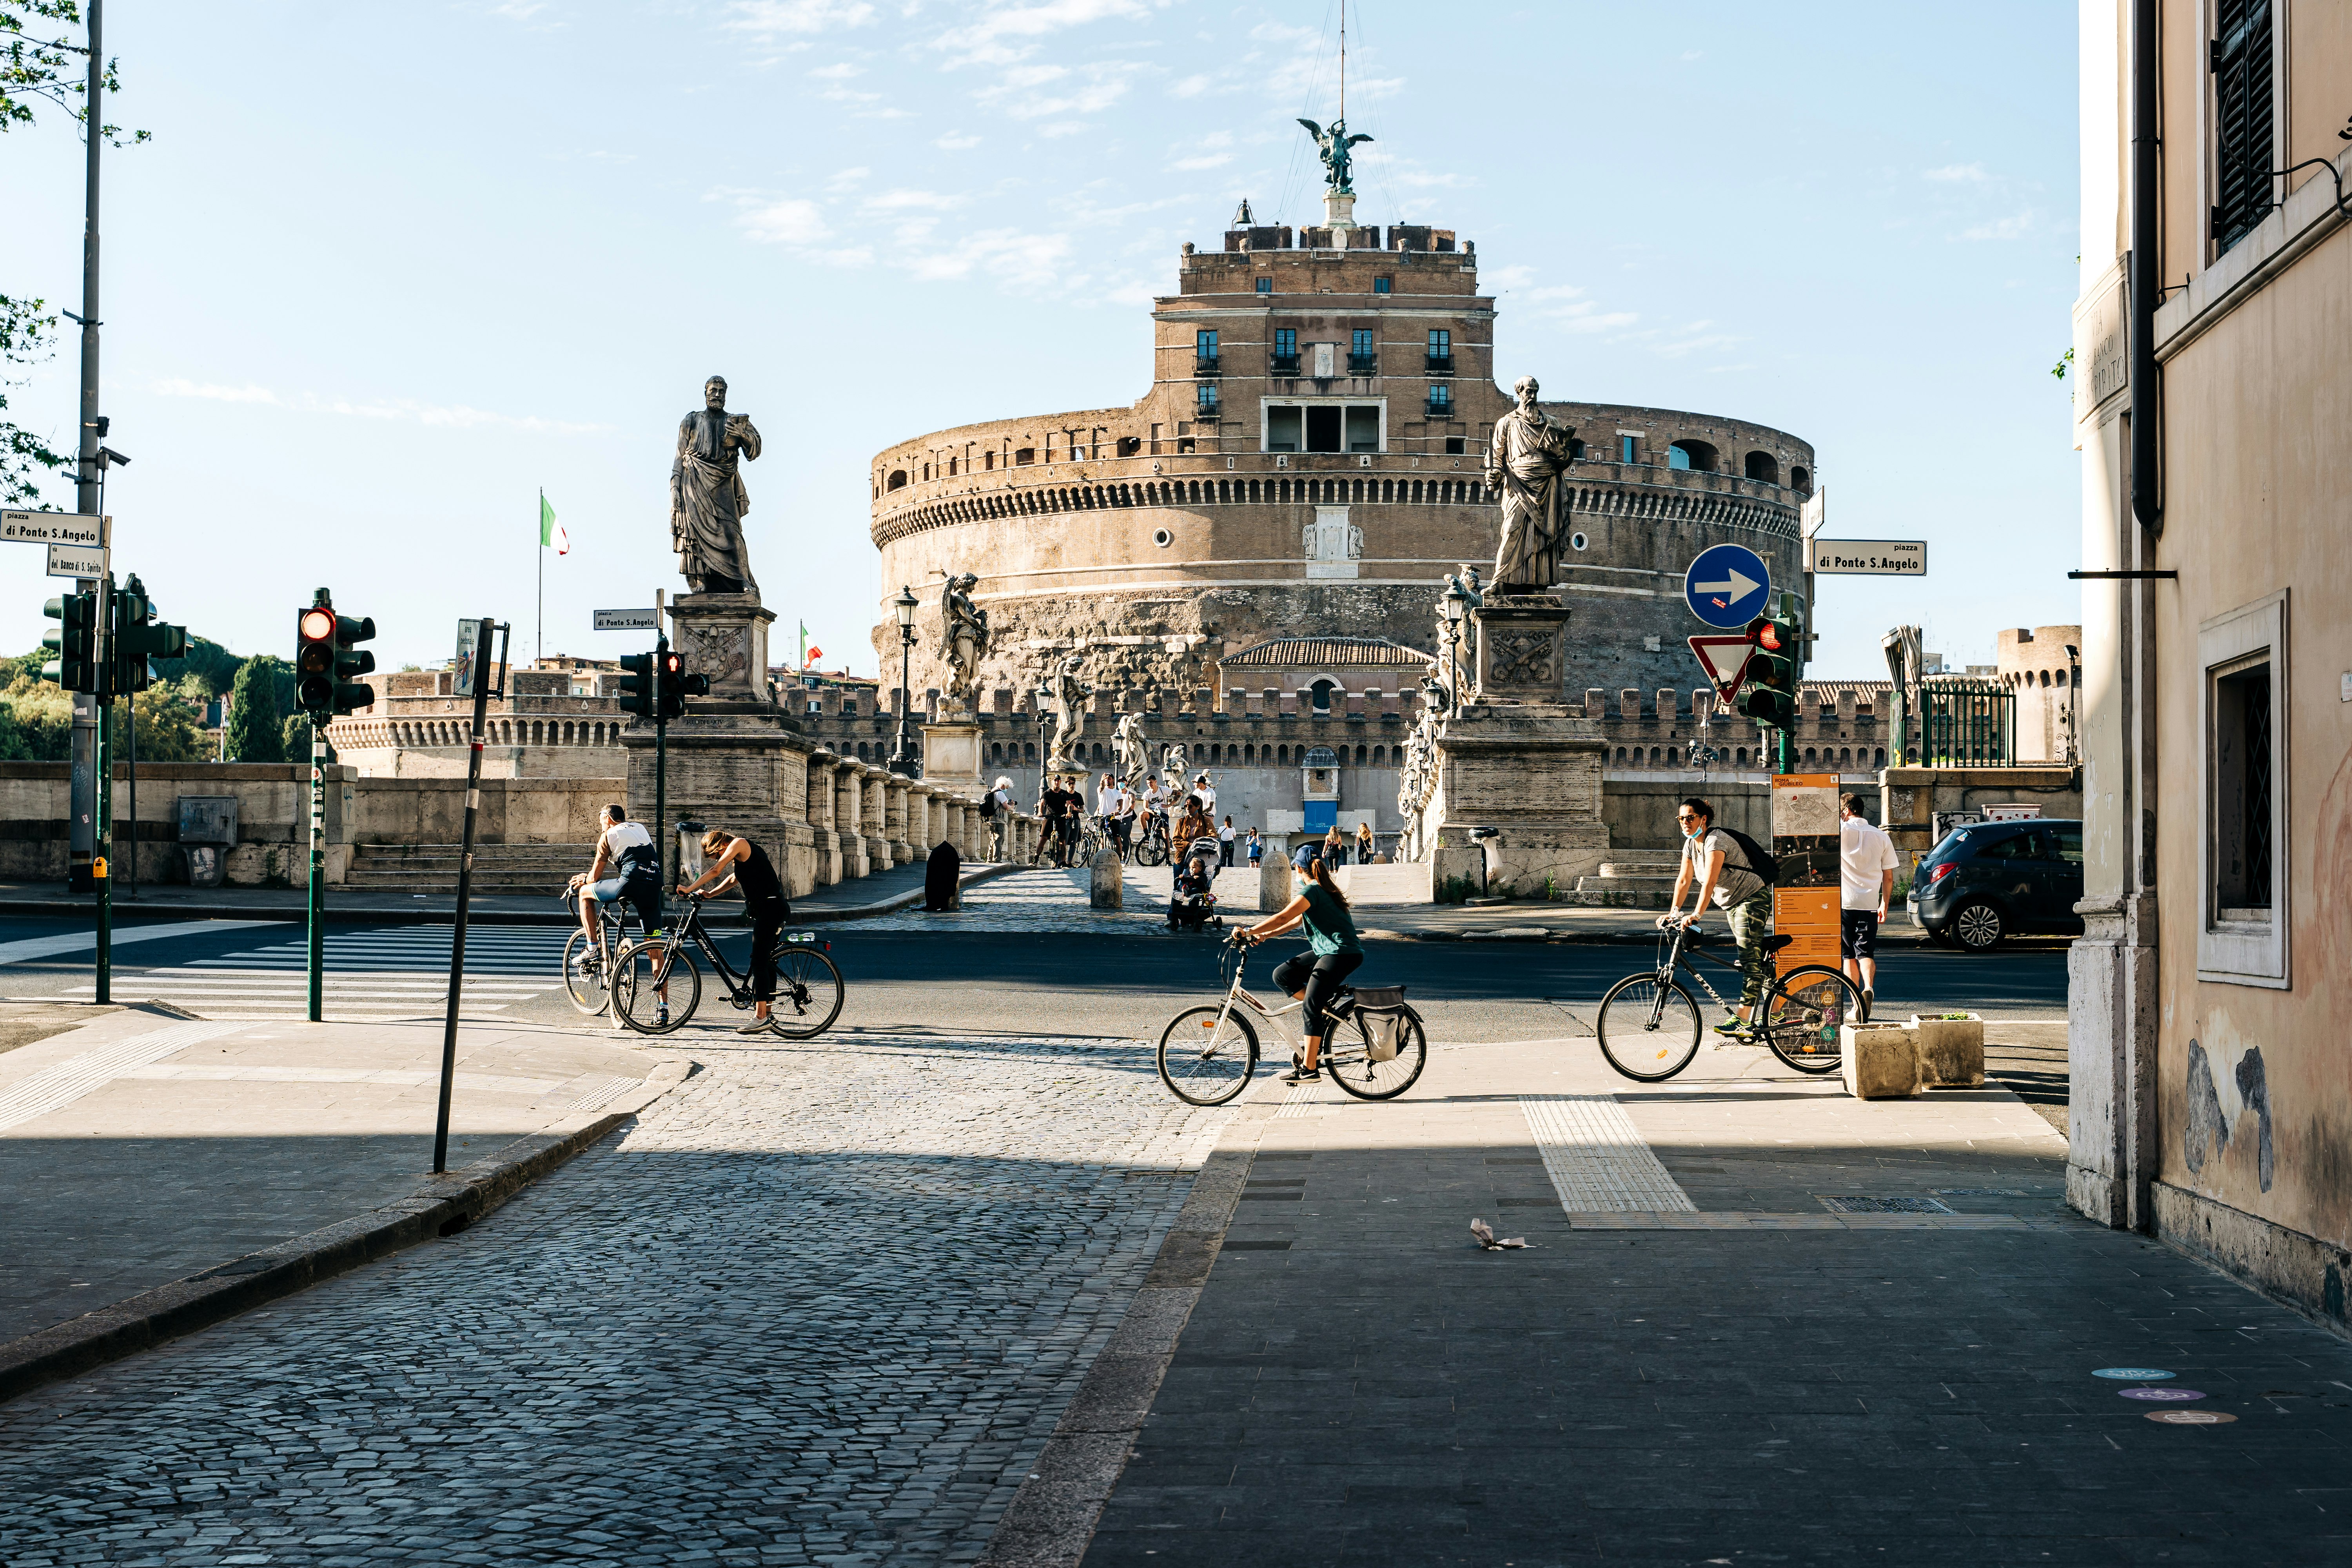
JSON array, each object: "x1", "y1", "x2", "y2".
[
  {"x1": 1347, "y1": 354, "x2": 1379, "y2": 376},
  {"x1": 1426, "y1": 397, "x2": 1454, "y2": 417},
  {"x1": 1425, "y1": 355, "x2": 1455, "y2": 376},
  {"x1": 1194, "y1": 356, "x2": 1221, "y2": 377},
  {"x1": 1270, "y1": 355, "x2": 1300, "y2": 376}
]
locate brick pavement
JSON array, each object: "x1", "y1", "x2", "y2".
[{"x1": 0, "y1": 1025, "x2": 1231, "y2": 1566}]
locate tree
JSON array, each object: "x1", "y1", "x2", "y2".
[
  {"x1": 223, "y1": 656, "x2": 283, "y2": 762},
  {"x1": 0, "y1": 672, "x2": 74, "y2": 759},
  {"x1": 3, "y1": 2, "x2": 149, "y2": 509},
  {"x1": 130, "y1": 682, "x2": 203, "y2": 762},
  {"x1": 152, "y1": 633, "x2": 242, "y2": 699}
]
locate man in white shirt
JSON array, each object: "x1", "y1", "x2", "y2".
[
  {"x1": 568, "y1": 804, "x2": 662, "y2": 952},
  {"x1": 1192, "y1": 773, "x2": 1216, "y2": 818},
  {"x1": 1102, "y1": 779, "x2": 1134, "y2": 857},
  {"x1": 1838, "y1": 793, "x2": 1900, "y2": 1011}
]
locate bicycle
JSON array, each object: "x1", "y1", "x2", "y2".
[
  {"x1": 1156, "y1": 935, "x2": 1428, "y2": 1106},
  {"x1": 1592, "y1": 918, "x2": 1861, "y2": 1082},
  {"x1": 1132, "y1": 811, "x2": 1171, "y2": 868},
  {"x1": 608, "y1": 892, "x2": 846, "y2": 1039},
  {"x1": 560, "y1": 890, "x2": 646, "y2": 1022}
]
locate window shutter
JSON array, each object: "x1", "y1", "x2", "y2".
[{"x1": 2211, "y1": 0, "x2": 2275, "y2": 252}]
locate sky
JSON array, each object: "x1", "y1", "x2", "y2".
[{"x1": 1, "y1": 0, "x2": 2083, "y2": 682}]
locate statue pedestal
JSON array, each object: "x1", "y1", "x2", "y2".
[
  {"x1": 1323, "y1": 190, "x2": 1357, "y2": 234},
  {"x1": 1410, "y1": 595, "x2": 1609, "y2": 899},
  {"x1": 922, "y1": 718, "x2": 985, "y2": 799},
  {"x1": 668, "y1": 592, "x2": 773, "y2": 704}
]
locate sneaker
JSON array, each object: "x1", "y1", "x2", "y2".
[
  {"x1": 1711, "y1": 1015, "x2": 1748, "y2": 1037},
  {"x1": 1861, "y1": 990, "x2": 1874, "y2": 1024},
  {"x1": 1280, "y1": 1065, "x2": 1321, "y2": 1084},
  {"x1": 654, "y1": 1005, "x2": 669, "y2": 1029},
  {"x1": 737, "y1": 1018, "x2": 775, "y2": 1035}
]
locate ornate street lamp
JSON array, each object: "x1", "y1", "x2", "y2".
[
  {"x1": 1035, "y1": 685, "x2": 1054, "y2": 789},
  {"x1": 887, "y1": 584, "x2": 920, "y2": 776},
  {"x1": 1438, "y1": 580, "x2": 1470, "y2": 711}
]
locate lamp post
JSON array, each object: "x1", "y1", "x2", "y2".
[
  {"x1": 888, "y1": 585, "x2": 919, "y2": 776},
  {"x1": 1034, "y1": 686, "x2": 1054, "y2": 792},
  {"x1": 1437, "y1": 581, "x2": 1469, "y2": 710}
]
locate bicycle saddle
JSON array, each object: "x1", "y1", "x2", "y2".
[{"x1": 1765, "y1": 933, "x2": 1794, "y2": 954}]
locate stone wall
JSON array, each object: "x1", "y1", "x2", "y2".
[
  {"x1": 0, "y1": 762, "x2": 355, "y2": 887},
  {"x1": 349, "y1": 778, "x2": 622, "y2": 848},
  {"x1": 1878, "y1": 766, "x2": 2083, "y2": 861}
]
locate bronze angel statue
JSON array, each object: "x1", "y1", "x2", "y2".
[{"x1": 1296, "y1": 117, "x2": 1373, "y2": 194}]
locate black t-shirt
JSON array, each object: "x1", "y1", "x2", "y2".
[
  {"x1": 733, "y1": 840, "x2": 784, "y2": 906},
  {"x1": 1041, "y1": 789, "x2": 1070, "y2": 819}
]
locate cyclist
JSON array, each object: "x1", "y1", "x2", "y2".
[
  {"x1": 1103, "y1": 775, "x2": 1135, "y2": 858},
  {"x1": 1236, "y1": 843, "x2": 1362, "y2": 1083},
  {"x1": 568, "y1": 804, "x2": 662, "y2": 965},
  {"x1": 1659, "y1": 795, "x2": 1771, "y2": 1038},
  {"x1": 678, "y1": 829, "x2": 792, "y2": 1034}
]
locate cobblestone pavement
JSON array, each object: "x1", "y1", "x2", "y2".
[{"x1": 0, "y1": 1028, "x2": 1228, "y2": 1566}]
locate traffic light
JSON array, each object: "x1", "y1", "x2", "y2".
[
  {"x1": 41, "y1": 591, "x2": 99, "y2": 694},
  {"x1": 295, "y1": 590, "x2": 378, "y2": 714},
  {"x1": 1736, "y1": 613, "x2": 1798, "y2": 729},
  {"x1": 657, "y1": 648, "x2": 710, "y2": 719},
  {"x1": 113, "y1": 575, "x2": 187, "y2": 696},
  {"x1": 617, "y1": 651, "x2": 655, "y2": 717}
]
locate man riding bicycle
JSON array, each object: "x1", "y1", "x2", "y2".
[
  {"x1": 1660, "y1": 795, "x2": 1771, "y2": 1037},
  {"x1": 568, "y1": 804, "x2": 662, "y2": 962}
]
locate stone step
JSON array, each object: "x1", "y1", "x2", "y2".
[
  {"x1": 1596, "y1": 859, "x2": 1680, "y2": 878},
  {"x1": 1559, "y1": 884, "x2": 1679, "y2": 909},
  {"x1": 342, "y1": 871, "x2": 581, "y2": 893}
]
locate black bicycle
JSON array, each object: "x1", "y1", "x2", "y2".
[
  {"x1": 1593, "y1": 919, "x2": 1860, "y2": 1082},
  {"x1": 1132, "y1": 811, "x2": 1171, "y2": 867},
  {"x1": 611, "y1": 892, "x2": 845, "y2": 1039}
]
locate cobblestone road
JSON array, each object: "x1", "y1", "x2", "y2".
[{"x1": 0, "y1": 1029, "x2": 1227, "y2": 1566}]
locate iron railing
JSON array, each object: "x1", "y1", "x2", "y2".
[{"x1": 1911, "y1": 681, "x2": 2014, "y2": 766}]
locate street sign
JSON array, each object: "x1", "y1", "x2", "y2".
[
  {"x1": 1686, "y1": 634, "x2": 1755, "y2": 702},
  {"x1": 1683, "y1": 543, "x2": 1771, "y2": 628},
  {"x1": 45, "y1": 542, "x2": 106, "y2": 579},
  {"x1": 1800, "y1": 486, "x2": 1827, "y2": 539},
  {"x1": 453, "y1": 618, "x2": 483, "y2": 698},
  {"x1": 593, "y1": 607, "x2": 660, "y2": 632},
  {"x1": 1808, "y1": 538, "x2": 1926, "y2": 576},
  {"x1": 2, "y1": 510, "x2": 108, "y2": 548}
]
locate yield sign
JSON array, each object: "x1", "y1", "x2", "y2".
[{"x1": 1688, "y1": 635, "x2": 1754, "y2": 702}]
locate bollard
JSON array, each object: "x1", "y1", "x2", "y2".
[{"x1": 1090, "y1": 849, "x2": 1123, "y2": 910}]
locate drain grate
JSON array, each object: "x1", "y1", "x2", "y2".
[{"x1": 1817, "y1": 1195, "x2": 1953, "y2": 1214}]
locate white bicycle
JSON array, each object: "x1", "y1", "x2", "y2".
[{"x1": 1156, "y1": 935, "x2": 1428, "y2": 1106}]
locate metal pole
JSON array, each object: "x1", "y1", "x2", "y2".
[
  {"x1": 94, "y1": 574, "x2": 113, "y2": 1002},
  {"x1": 68, "y1": 0, "x2": 105, "y2": 896},
  {"x1": 536, "y1": 487, "x2": 543, "y2": 668},
  {"x1": 432, "y1": 617, "x2": 499, "y2": 1174},
  {"x1": 653, "y1": 630, "x2": 667, "y2": 936},
  {"x1": 125, "y1": 675, "x2": 137, "y2": 898},
  {"x1": 307, "y1": 711, "x2": 325, "y2": 1021}
]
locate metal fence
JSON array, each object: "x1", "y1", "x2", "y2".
[{"x1": 1909, "y1": 681, "x2": 2014, "y2": 766}]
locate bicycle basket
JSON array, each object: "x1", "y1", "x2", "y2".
[{"x1": 1353, "y1": 985, "x2": 1408, "y2": 1063}]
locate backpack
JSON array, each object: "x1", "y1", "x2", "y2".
[
  {"x1": 979, "y1": 792, "x2": 998, "y2": 818},
  {"x1": 1711, "y1": 825, "x2": 1779, "y2": 886}
]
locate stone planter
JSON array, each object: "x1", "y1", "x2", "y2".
[
  {"x1": 1840, "y1": 1024, "x2": 1921, "y2": 1100},
  {"x1": 1910, "y1": 1013, "x2": 1986, "y2": 1088}
]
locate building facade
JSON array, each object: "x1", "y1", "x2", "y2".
[
  {"x1": 2069, "y1": 0, "x2": 2352, "y2": 1332},
  {"x1": 865, "y1": 209, "x2": 1815, "y2": 709}
]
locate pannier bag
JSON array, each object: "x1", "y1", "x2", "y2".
[{"x1": 1352, "y1": 985, "x2": 1408, "y2": 1062}]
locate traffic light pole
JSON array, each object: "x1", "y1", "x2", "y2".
[
  {"x1": 93, "y1": 574, "x2": 114, "y2": 1003},
  {"x1": 307, "y1": 714, "x2": 325, "y2": 1022},
  {"x1": 434, "y1": 617, "x2": 504, "y2": 1174},
  {"x1": 69, "y1": 2, "x2": 106, "y2": 899},
  {"x1": 653, "y1": 631, "x2": 668, "y2": 935}
]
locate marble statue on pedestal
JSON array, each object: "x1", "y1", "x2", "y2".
[
  {"x1": 671, "y1": 376, "x2": 762, "y2": 594},
  {"x1": 936, "y1": 572, "x2": 989, "y2": 711},
  {"x1": 1112, "y1": 711, "x2": 1151, "y2": 785},
  {"x1": 1485, "y1": 376, "x2": 1579, "y2": 594},
  {"x1": 1044, "y1": 655, "x2": 1095, "y2": 777}
]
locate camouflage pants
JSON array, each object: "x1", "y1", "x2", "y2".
[{"x1": 1725, "y1": 886, "x2": 1774, "y2": 1010}]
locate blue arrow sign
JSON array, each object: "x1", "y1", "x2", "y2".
[{"x1": 1683, "y1": 543, "x2": 1772, "y2": 628}]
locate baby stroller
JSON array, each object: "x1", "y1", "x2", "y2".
[{"x1": 1167, "y1": 846, "x2": 1223, "y2": 933}]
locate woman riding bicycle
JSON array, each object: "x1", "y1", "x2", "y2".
[
  {"x1": 678, "y1": 829, "x2": 792, "y2": 1034},
  {"x1": 1235, "y1": 842, "x2": 1361, "y2": 1083}
]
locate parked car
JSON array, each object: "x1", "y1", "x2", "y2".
[{"x1": 1907, "y1": 818, "x2": 2083, "y2": 951}]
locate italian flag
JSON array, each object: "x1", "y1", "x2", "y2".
[{"x1": 540, "y1": 493, "x2": 568, "y2": 554}]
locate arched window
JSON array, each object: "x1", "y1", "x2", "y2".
[
  {"x1": 1743, "y1": 451, "x2": 1780, "y2": 485},
  {"x1": 887, "y1": 470, "x2": 908, "y2": 491},
  {"x1": 1790, "y1": 465, "x2": 1811, "y2": 493},
  {"x1": 1309, "y1": 679, "x2": 1336, "y2": 714},
  {"x1": 1736, "y1": 748, "x2": 1748, "y2": 765},
  {"x1": 1354, "y1": 745, "x2": 1367, "y2": 764},
  {"x1": 1278, "y1": 745, "x2": 1290, "y2": 764},
  {"x1": 2056, "y1": 669, "x2": 2069, "y2": 686},
  {"x1": 1372, "y1": 746, "x2": 1385, "y2": 764},
  {"x1": 1024, "y1": 742, "x2": 1036, "y2": 761},
  {"x1": 1668, "y1": 439, "x2": 1718, "y2": 472},
  {"x1": 1615, "y1": 747, "x2": 1627, "y2": 762},
  {"x1": 1874, "y1": 748, "x2": 1886, "y2": 766},
  {"x1": 1803, "y1": 747, "x2": 1817, "y2": 764}
]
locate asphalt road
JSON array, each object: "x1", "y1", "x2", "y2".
[{"x1": 0, "y1": 914, "x2": 2070, "y2": 1041}]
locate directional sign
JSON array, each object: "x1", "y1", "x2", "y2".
[
  {"x1": 1683, "y1": 543, "x2": 1771, "y2": 628},
  {"x1": 1687, "y1": 635, "x2": 1755, "y2": 702},
  {"x1": 1809, "y1": 538, "x2": 1926, "y2": 576},
  {"x1": 2, "y1": 510, "x2": 108, "y2": 548},
  {"x1": 593, "y1": 607, "x2": 660, "y2": 632},
  {"x1": 45, "y1": 542, "x2": 106, "y2": 579}
]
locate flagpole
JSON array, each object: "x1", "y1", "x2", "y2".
[{"x1": 537, "y1": 486, "x2": 544, "y2": 668}]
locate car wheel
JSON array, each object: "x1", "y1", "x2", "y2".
[{"x1": 1951, "y1": 899, "x2": 2005, "y2": 953}]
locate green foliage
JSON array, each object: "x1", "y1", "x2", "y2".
[
  {"x1": 1, "y1": 2, "x2": 151, "y2": 144},
  {"x1": 0, "y1": 671, "x2": 73, "y2": 759},
  {"x1": 130, "y1": 683, "x2": 204, "y2": 762},
  {"x1": 223, "y1": 656, "x2": 283, "y2": 762},
  {"x1": 0, "y1": 291, "x2": 69, "y2": 508},
  {"x1": 151, "y1": 633, "x2": 242, "y2": 699},
  {"x1": 2051, "y1": 345, "x2": 2074, "y2": 382}
]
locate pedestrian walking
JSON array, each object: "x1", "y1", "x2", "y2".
[
  {"x1": 1323, "y1": 824, "x2": 1347, "y2": 867},
  {"x1": 1192, "y1": 773, "x2": 1217, "y2": 818},
  {"x1": 1218, "y1": 816, "x2": 1236, "y2": 867},
  {"x1": 1660, "y1": 797, "x2": 1772, "y2": 1037},
  {"x1": 1838, "y1": 792, "x2": 1899, "y2": 1017},
  {"x1": 982, "y1": 776, "x2": 1012, "y2": 860},
  {"x1": 1246, "y1": 828, "x2": 1264, "y2": 867},
  {"x1": 1355, "y1": 820, "x2": 1375, "y2": 865}
]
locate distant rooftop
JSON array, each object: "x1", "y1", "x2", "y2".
[{"x1": 1221, "y1": 637, "x2": 1436, "y2": 668}]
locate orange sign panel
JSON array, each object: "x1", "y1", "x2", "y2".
[{"x1": 1771, "y1": 774, "x2": 1840, "y2": 976}]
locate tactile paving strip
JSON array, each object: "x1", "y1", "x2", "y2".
[{"x1": 1519, "y1": 1093, "x2": 1696, "y2": 1212}]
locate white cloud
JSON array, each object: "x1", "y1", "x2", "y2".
[
  {"x1": 1679, "y1": 49, "x2": 1702, "y2": 61},
  {"x1": 938, "y1": 0, "x2": 1152, "y2": 64},
  {"x1": 1961, "y1": 211, "x2": 2033, "y2": 240},
  {"x1": 976, "y1": 59, "x2": 1137, "y2": 121},
  {"x1": 808, "y1": 61, "x2": 866, "y2": 79},
  {"x1": 826, "y1": 165, "x2": 871, "y2": 192},
  {"x1": 935, "y1": 130, "x2": 982, "y2": 149},
  {"x1": 1925, "y1": 162, "x2": 1992, "y2": 183},
  {"x1": 1169, "y1": 152, "x2": 1230, "y2": 171},
  {"x1": 863, "y1": 188, "x2": 969, "y2": 213},
  {"x1": 1168, "y1": 73, "x2": 1209, "y2": 98},
  {"x1": 905, "y1": 227, "x2": 1072, "y2": 287},
  {"x1": 1248, "y1": 20, "x2": 1318, "y2": 44},
  {"x1": 1483, "y1": 265, "x2": 1535, "y2": 290},
  {"x1": 738, "y1": 196, "x2": 833, "y2": 245},
  {"x1": 150, "y1": 378, "x2": 605, "y2": 435},
  {"x1": 726, "y1": 0, "x2": 876, "y2": 36}
]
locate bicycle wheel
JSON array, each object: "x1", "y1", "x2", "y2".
[
  {"x1": 561, "y1": 929, "x2": 610, "y2": 1016},
  {"x1": 1759, "y1": 965, "x2": 1857, "y2": 1075},
  {"x1": 1136, "y1": 828, "x2": 1168, "y2": 868},
  {"x1": 614, "y1": 939, "x2": 701, "y2": 1035},
  {"x1": 1325, "y1": 1004, "x2": 1428, "y2": 1101},
  {"x1": 1593, "y1": 974, "x2": 1702, "y2": 1082},
  {"x1": 767, "y1": 946, "x2": 846, "y2": 1039},
  {"x1": 1157, "y1": 1005, "x2": 1259, "y2": 1105}
]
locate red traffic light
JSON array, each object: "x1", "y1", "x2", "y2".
[
  {"x1": 1751, "y1": 620, "x2": 1780, "y2": 651},
  {"x1": 299, "y1": 608, "x2": 336, "y2": 641}
]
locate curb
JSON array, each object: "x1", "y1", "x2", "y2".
[
  {"x1": 973, "y1": 1100, "x2": 1273, "y2": 1568},
  {"x1": 0, "y1": 863, "x2": 1026, "y2": 931},
  {"x1": 0, "y1": 1058, "x2": 695, "y2": 1407}
]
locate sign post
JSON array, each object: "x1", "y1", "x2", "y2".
[{"x1": 433, "y1": 616, "x2": 509, "y2": 1175}]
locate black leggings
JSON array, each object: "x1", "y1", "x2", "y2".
[
  {"x1": 1272, "y1": 949, "x2": 1363, "y2": 1039},
  {"x1": 747, "y1": 896, "x2": 788, "y2": 1001}
]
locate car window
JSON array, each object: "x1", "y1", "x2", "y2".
[
  {"x1": 2052, "y1": 828, "x2": 2083, "y2": 864},
  {"x1": 1974, "y1": 830, "x2": 2038, "y2": 860}
]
